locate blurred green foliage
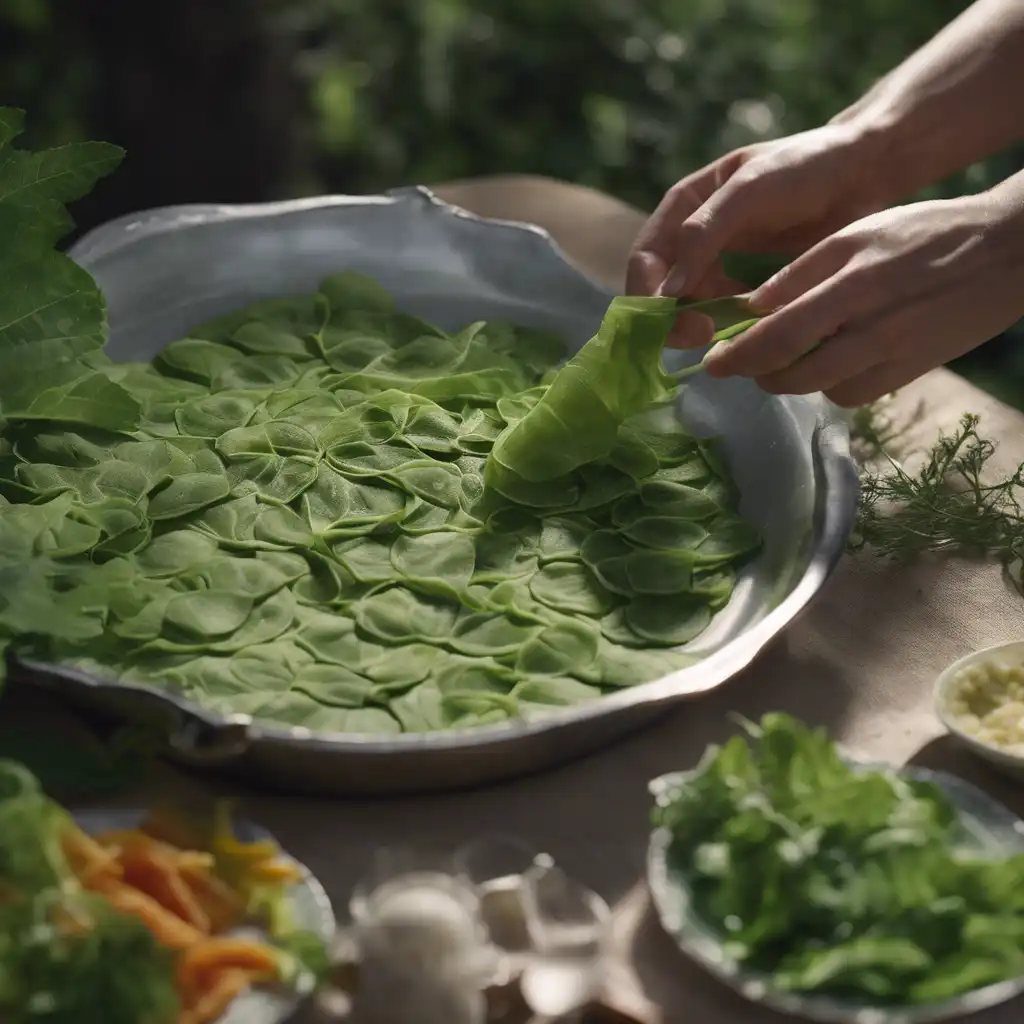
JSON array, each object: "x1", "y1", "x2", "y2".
[{"x1": 1, "y1": 0, "x2": 1021, "y2": 401}]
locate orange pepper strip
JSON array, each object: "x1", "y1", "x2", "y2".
[
  {"x1": 118, "y1": 842, "x2": 212, "y2": 934},
  {"x1": 177, "y1": 936, "x2": 281, "y2": 999},
  {"x1": 87, "y1": 876, "x2": 204, "y2": 950}
]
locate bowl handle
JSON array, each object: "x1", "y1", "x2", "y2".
[{"x1": 10, "y1": 654, "x2": 253, "y2": 765}]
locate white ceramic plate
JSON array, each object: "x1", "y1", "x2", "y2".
[{"x1": 73, "y1": 808, "x2": 335, "y2": 1024}]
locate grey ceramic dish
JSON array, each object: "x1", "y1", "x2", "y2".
[
  {"x1": 12, "y1": 186, "x2": 860, "y2": 794},
  {"x1": 648, "y1": 763, "x2": 1024, "y2": 1024}
]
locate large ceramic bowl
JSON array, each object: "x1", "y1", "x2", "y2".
[{"x1": 13, "y1": 187, "x2": 859, "y2": 794}]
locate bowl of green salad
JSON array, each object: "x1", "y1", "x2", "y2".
[
  {"x1": 0, "y1": 112, "x2": 859, "y2": 794},
  {"x1": 649, "y1": 713, "x2": 1024, "y2": 1022}
]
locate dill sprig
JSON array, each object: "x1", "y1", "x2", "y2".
[
  {"x1": 852, "y1": 412, "x2": 1024, "y2": 578},
  {"x1": 849, "y1": 395, "x2": 926, "y2": 463}
]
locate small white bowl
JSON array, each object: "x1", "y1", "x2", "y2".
[{"x1": 934, "y1": 640, "x2": 1024, "y2": 781}]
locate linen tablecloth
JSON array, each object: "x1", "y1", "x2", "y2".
[{"x1": 9, "y1": 175, "x2": 1024, "y2": 1022}]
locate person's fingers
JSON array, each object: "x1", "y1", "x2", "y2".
[
  {"x1": 822, "y1": 281, "x2": 1012, "y2": 406},
  {"x1": 703, "y1": 242, "x2": 862, "y2": 378},
  {"x1": 658, "y1": 169, "x2": 777, "y2": 297},
  {"x1": 753, "y1": 309, "x2": 901, "y2": 395},
  {"x1": 748, "y1": 233, "x2": 856, "y2": 312},
  {"x1": 665, "y1": 268, "x2": 749, "y2": 349},
  {"x1": 823, "y1": 354, "x2": 932, "y2": 408},
  {"x1": 691, "y1": 265, "x2": 748, "y2": 301},
  {"x1": 665, "y1": 311, "x2": 716, "y2": 350},
  {"x1": 625, "y1": 250, "x2": 669, "y2": 297},
  {"x1": 626, "y1": 158, "x2": 738, "y2": 296}
]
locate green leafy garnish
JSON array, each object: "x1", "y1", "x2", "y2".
[
  {"x1": 0, "y1": 760, "x2": 71, "y2": 896},
  {"x1": 0, "y1": 108, "x2": 132, "y2": 427},
  {"x1": 653, "y1": 713, "x2": 1024, "y2": 1005},
  {"x1": 854, "y1": 412, "x2": 1024, "y2": 573},
  {"x1": 0, "y1": 891, "x2": 181, "y2": 1024}
]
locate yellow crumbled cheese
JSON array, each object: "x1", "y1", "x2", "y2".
[{"x1": 944, "y1": 657, "x2": 1024, "y2": 754}]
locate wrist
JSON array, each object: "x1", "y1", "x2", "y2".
[
  {"x1": 827, "y1": 104, "x2": 909, "y2": 208},
  {"x1": 978, "y1": 171, "x2": 1024, "y2": 274}
]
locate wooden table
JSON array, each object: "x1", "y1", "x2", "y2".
[{"x1": 11, "y1": 175, "x2": 1024, "y2": 1022}]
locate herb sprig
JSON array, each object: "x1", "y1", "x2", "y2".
[{"x1": 852, "y1": 408, "x2": 1024, "y2": 589}]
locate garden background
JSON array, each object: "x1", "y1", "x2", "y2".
[{"x1": 4, "y1": 0, "x2": 1022, "y2": 403}]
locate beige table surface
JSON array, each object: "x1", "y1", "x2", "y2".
[{"x1": 11, "y1": 175, "x2": 1024, "y2": 1022}]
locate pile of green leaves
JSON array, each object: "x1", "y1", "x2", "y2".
[
  {"x1": 653, "y1": 713, "x2": 1024, "y2": 1005},
  {"x1": 0, "y1": 271, "x2": 760, "y2": 735},
  {"x1": 0, "y1": 760, "x2": 181, "y2": 1024}
]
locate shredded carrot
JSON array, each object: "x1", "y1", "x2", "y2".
[
  {"x1": 175, "y1": 851, "x2": 216, "y2": 873},
  {"x1": 118, "y1": 843, "x2": 212, "y2": 934},
  {"x1": 177, "y1": 937, "x2": 280, "y2": 1000},
  {"x1": 178, "y1": 968, "x2": 253, "y2": 1024},
  {"x1": 87, "y1": 876, "x2": 205, "y2": 950},
  {"x1": 246, "y1": 859, "x2": 304, "y2": 885}
]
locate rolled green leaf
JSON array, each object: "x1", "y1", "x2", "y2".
[{"x1": 484, "y1": 293, "x2": 759, "y2": 495}]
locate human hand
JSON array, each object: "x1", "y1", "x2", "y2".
[
  {"x1": 626, "y1": 123, "x2": 890, "y2": 347},
  {"x1": 703, "y1": 189, "x2": 1024, "y2": 406}
]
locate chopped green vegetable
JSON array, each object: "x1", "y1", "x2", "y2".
[{"x1": 653, "y1": 713, "x2": 1024, "y2": 1005}]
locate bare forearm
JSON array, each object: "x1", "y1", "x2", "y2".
[
  {"x1": 983, "y1": 167, "x2": 1024, "y2": 271},
  {"x1": 832, "y1": 0, "x2": 1024, "y2": 203}
]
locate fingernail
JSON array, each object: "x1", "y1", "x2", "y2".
[
  {"x1": 631, "y1": 251, "x2": 665, "y2": 296},
  {"x1": 657, "y1": 266, "x2": 687, "y2": 297},
  {"x1": 747, "y1": 285, "x2": 776, "y2": 315}
]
